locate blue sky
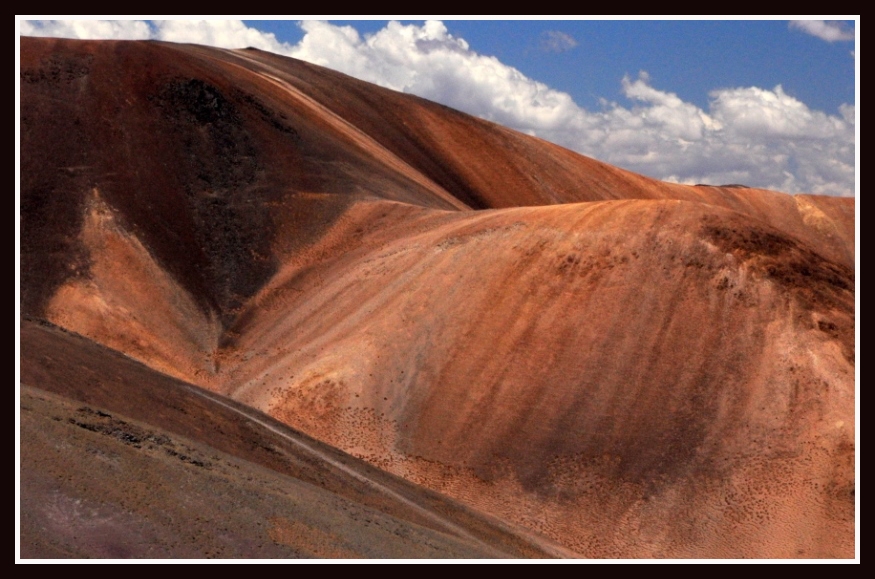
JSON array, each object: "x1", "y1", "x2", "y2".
[
  {"x1": 246, "y1": 19, "x2": 856, "y2": 115},
  {"x1": 18, "y1": 18, "x2": 858, "y2": 196}
]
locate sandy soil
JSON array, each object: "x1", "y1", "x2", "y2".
[{"x1": 20, "y1": 37, "x2": 855, "y2": 558}]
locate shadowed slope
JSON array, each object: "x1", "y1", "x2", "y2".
[
  {"x1": 20, "y1": 320, "x2": 563, "y2": 559},
  {"x1": 21, "y1": 37, "x2": 853, "y2": 325},
  {"x1": 22, "y1": 37, "x2": 854, "y2": 386},
  {"x1": 20, "y1": 37, "x2": 463, "y2": 325},
  {"x1": 216, "y1": 198, "x2": 854, "y2": 557},
  {"x1": 20, "y1": 37, "x2": 855, "y2": 558}
]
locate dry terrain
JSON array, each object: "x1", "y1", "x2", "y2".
[{"x1": 19, "y1": 37, "x2": 855, "y2": 558}]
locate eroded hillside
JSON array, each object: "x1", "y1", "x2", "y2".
[{"x1": 20, "y1": 37, "x2": 855, "y2": 558}]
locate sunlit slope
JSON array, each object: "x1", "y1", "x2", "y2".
[
  {"x1": 20, "y1": 36, "x2": 855, "y2": 558},
  {"x1": 215, "y1": 198, "x2": 854, "y2": 557},
  {"x1": 22, "y1": 37, "x2": 852, "y2": 323},
  {"x1": 20, "y1": 321, "x2": 561, "y2": 559}
]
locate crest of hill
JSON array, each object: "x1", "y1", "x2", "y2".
[
  {"x1": 20, "y1": 36, "x2": 853, "y2": 324},
  {"x1": 19, "y1": 37, "x2": 855, "y2": 558}
]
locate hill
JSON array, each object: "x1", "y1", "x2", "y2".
[{"x1": 20, "y1": 37, "x2": 855, "y2": 558}]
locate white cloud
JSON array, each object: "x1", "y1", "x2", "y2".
[
  {"x1": 540, "y1": 30, "x2": 577, "y2": 53},
  {"x1": 839, "y1": 103, "x2": 855, "y2": 125},
  {"x1": 620, "y1": 72, "x2": 716, "y2": 141},
  {"x1": 152, "y1": 20, "x2": 289, "y2": 52},
  {"x1": 20, "y1": 19, "x2": 152, "y2": 40},
  {"x1": 789, "y1": 20, "x2": 855, "y2": 42},
  {"x1": 710, "y1": 84, "x2": 847, "y2": 140},
  {"x1": 580, "y1": 80, "x2": 854, "y2": 197},
  {"x1": 286, "y1": 21, "x2": 585, "y2": 135},
  {"x1": 18, "y1": 19, "x2": 855, "y2": 196}
]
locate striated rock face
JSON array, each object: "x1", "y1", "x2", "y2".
[{"x1": 20, "y1": 37, "x2": 855, "y2": 558}]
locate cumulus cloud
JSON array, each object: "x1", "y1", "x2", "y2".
[
  {"x1": 20, "y1": 19, "x2": 152, "y2": 40},
  {"x1": 540, "y1": 30, "x2": 577, "y2": 53},
  {"x1": 153, "y1": 20, "x2": 289, "y2": 51},
  {"x1": 578, "y1": 77, "x2": 854, "y2": 197},
  {"x1": 709, "y1": 84, "x2": 848, "y2": 140},
  {"x1": 789, "y1": 20, "x2": 855, "y2": 42},
  {"x1": 18, "y1": 19, "x2": 855, "y2": 196}
]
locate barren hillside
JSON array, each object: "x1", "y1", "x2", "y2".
[{"x1": 20, "y1": 37, "x2": 855, "y2": 558}]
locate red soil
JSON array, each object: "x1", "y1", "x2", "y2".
[{"x1": 20, "y1": 37, "x2": 855, "y2": 558}]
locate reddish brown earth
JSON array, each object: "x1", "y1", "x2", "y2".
[
  {"x1": 20, "y1": 320, "x2": 560, "y2": 558},
  {"x1": 20, "y1": 37, "x2": 855, "y2": 558}
]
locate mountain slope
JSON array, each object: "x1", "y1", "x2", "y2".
[
  {"x1": 20, "y1": 36, "x2": 855, "y2": 558},
  {"x1": 20, "y1": 320, "x2": 563, "y2": 558}
]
